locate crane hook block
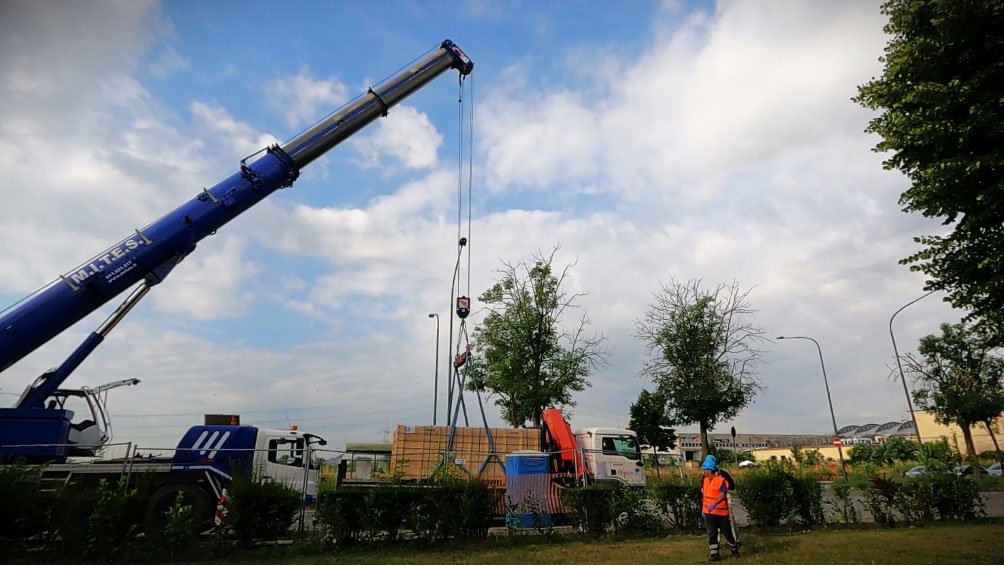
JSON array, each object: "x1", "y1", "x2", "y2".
[{"x1": 456, "y1": 296, "x2": 470, "y2": 319}]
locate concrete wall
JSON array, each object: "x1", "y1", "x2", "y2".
[{"x1": 915, "y1": 410, "x2": 1004, "y2": 456}]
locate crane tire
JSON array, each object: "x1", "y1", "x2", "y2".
[
  {"x1": 54, "y1": 488, "x2": 99, "y2": 542},
  {"x1": 143, "y1": 484, "x2": 213, "y2": 537}
]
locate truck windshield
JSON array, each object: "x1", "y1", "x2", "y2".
[
  {"x1": 268, "y1": 438, "x2": 305, "y2": 467},
  {"x1": 601, "y1": 435, "x2": 641, "y2": 462}
]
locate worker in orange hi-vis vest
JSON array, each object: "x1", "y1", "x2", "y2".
[{"x1": 701, "y1": 455, "x2": 739, "y2": 561}]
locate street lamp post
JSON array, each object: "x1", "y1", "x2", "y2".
[
  {"x1": 429, "y1": 313, "x2": 440, "y2": 426},
  {"x1": 778, "y1": 335, "x2": 848, "y2": 480},
  {"x1": 889, "y1": 290, "x2": 935, "y2": 447}
]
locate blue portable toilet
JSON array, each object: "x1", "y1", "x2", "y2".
[{"x1": 505, "y1": 450, "x2": 551, "y2": 529}]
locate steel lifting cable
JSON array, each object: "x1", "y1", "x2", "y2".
[
  {"x1": 466, "y1": 75, "x2": 474, "y2": 301},
  {"x1": 455, "y1": 73, "x2": 476, "y2": 304},
  {"x1": 447, "y1": 74, "x2": 478, "y2": 427}
]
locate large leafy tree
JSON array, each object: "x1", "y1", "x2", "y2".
[
  {"x1": 628, "y1": 389, "x2": 677, "y2": 477},
  {"x1": 854, "y1": 0, "x2": 1004, "y2": 338},
  {"x1": 635, "y1": 279, "x2": 764, "y2": 457},
  {"x1": 470, "y1": 247, "x2": 608, "y2": 428},
  {"x1": 902, "y1": 321, "x2": 1004, "y2": 463}
]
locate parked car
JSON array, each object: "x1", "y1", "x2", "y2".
[
  {"x1": 905, "y1": 465, "x2": 927, "y2": 478},
  {"x1": 987, "y1": 463, "x2": 1002, "y2": 477},
  {"x1": 954, "y1": 464, "x2": 989, "y2": 476}
]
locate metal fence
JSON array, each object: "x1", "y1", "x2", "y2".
[{"x1": 1, "y1": 441, "x2": 609, "y2": 533}]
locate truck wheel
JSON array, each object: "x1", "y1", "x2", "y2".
[
  {"x1": 143, "y1": 484, "x2": 213, "y2": 536},
  {"x1": 54, "y1": 489, "x2": 99, "y2": 542}
]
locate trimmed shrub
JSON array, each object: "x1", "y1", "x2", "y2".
[
  {"x1": 226, "y1": 470, "x2": 301, "y2": 545},
  {"x1": 610, "y1": 485, "x2": 665, "y2": 536},
  {"x1": 650, "y1": 477, "x2": 702, "y2": 530},
  {"x1": 315, "y1": 480, "x2": 498, "y2": 544},
  {"x1": 830, "y1": 481, "x2": 860, "y2": 524},
  {"x1": 735, "y1": 464, "x2": 823, "y2": 526},
  {"x1": 559, "y1": 484, "x2": 617, "y2": 536},
  {"x1": 864, "y1": 473, "x2": 985, "y2": 525},
  {"x1": 315, "y1": 486, "x2": 366, "y2": 543},
  {"x1": 158, "y1": 491, "x2": 198, "y2": 562},
  {"x1": 559, "y1": 484, "x2": 663, "y2": 537},
  {"x1": 0, "y1": 462, "x2": 55, "y2": 549}
]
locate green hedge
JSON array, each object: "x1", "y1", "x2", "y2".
[
  {"x1": 559, "y1": 483, "x2": 665, "y2": 537},
  {"x1": 649, "y1": 477, "x2": 702, "y2": 530},
  {"x1": 315, "y1": 479, "x2": 499, "y2": 544},
  {"x1": 864, "y1": 473, "x2": 984, "y2": 524},
  {"x1": 226, "y1": 470, "x2": 302, "y2": 545},
  {"x1": 735, "y1": 465, "x2": 824, "y2": 526},
  {"x1": 0, "y1": 462, "x2": 57, "y2": 550}
]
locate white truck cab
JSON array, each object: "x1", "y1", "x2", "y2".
[
  {"x1": 574, "y1": 427, "x2": 645, "y2": 486},
  {"x1": 254, "y1": 427, "x2": 325, "y2": 502}
]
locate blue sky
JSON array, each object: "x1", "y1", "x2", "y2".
[{"x1": 0, "y1": 0, "x2": 964, "y2": 454}]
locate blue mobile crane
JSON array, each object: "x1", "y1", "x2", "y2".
[{"x1": 0, "y1": 40, "x2": 472, "y2": 471}]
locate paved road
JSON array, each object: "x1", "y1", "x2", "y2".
[{"x1": 727, "y1": 487, "x2": 1004, "y2": 527}]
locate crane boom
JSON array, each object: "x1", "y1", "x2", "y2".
[
  {"x1": 0, "y1": 40, "x2": 472, "y2": 461},
  {"x1": 0, "y1": 40, "x2": 471, "y2": 376}
]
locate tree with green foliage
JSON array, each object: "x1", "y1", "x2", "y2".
[
  {"x1": 881, "y1": 436, "x2": 922, "y2": 464},
  {"x1": 628, "y1": 389, "x2": 677, "y2": 478},
  {"x1": 635, "y1": 279, "x2": 764, "y2": 457},
  {"x1": 848, "y1": 443, "x2": 881, "y2": 467},
  {"x1": 854, "y1": 0, "x2": 1004, "y2": 338},
  {"x1": 903, "y1": 321, "x2": 1004, "y2": 463},
  {"x1": 470, "y1": 246, "x2": 608, "y2": 428},
  {"x1": 790, "y1": 444, "x2": 824, "y2": 467}
]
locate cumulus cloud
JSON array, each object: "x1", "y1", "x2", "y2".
[
  {"x1": 190, "y1": 101, "x2": 281, "y2": 157},
  {"x1": 0, "y1": 2, "x2": 971, "y2": 453},
  {"x1": 351, "y1": 106, "x2": 443, "y2": 171},
  {"x1": 264, "y1": 67, "x2": 349, "y2": 130},
  {"x1": 150, "y1": 236, "x2": 260, "y2": 320}
]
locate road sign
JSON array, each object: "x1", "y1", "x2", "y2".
[{"x1": 833, "y1": 437, "x2": 842, "y2": 446}]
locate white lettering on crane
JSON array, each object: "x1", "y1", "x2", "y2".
[{"x1": 63, "y1": 234, "x2": 150, "y2": 288}]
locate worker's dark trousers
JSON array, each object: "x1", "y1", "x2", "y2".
[{"x1": 704, "y1": 513, "x2": 738, "y2": 558}]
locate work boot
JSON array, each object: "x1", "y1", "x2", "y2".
[
  {"x1": 730, "y1": 547, "x2": 740, "y2": 558},
  {"x1": 709, "y1": 554, "x2": 722, "y2": 562}
]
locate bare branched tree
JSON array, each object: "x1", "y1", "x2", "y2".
[{"x1": 635, "y1": 279, "x2": 765, "y2": 457}]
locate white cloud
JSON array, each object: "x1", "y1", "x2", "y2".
[
  {"x1": 190, "y1": 101, "x2": 281, "y2": 157},
  {"x1": 351, "y1": 106, "x2": 443, "y2": 171},
  {"x1": 150, "y1": 236, "x2": 260, "y2": 320},
  {"x1": 0, "y1": 1, "x2": 974, "y2": 453},
  {"x1": 480, "y1": 0, "x2": 889, "y2": 206},
  {"x1": 146, "y1": 45, "x2": 190, "y2": 78},
  {"x1": 264, "y1": 67, "x2": 349, "y2": 129}
]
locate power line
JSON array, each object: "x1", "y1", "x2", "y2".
[
  {"x1": 115, "y1": 404, "x2": 430, "y2": 429},
  {"x1": 111, "y1": 392, "x2": 429, "y2": 418}
]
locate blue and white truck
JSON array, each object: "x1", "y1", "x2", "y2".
[{"x1": 0, "y1": 39, "x2": 473, "y2": 532}]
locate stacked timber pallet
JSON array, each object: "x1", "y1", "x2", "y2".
[{"x1": 390, "y1": 425, "x2": 539, "y2": 481}]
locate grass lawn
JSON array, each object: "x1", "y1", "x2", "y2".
[{"x1": 227, "y1": 522, "x2": 1004, "y2": 565}]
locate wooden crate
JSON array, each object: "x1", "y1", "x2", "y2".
[{"x1": 390, "y1": 425, "x2": 539, "y2": 480}]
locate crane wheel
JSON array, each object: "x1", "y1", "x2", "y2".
[
  {"x1": 54, "y1": 488, "x2": 99, "y2": 543},
  {"x1": 143, "y1": 484, "x2": 213, "y2": 537}
]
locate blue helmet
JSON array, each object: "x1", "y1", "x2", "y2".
[{"x1": 702, "y1": 455, "x2": 717, "y2": 470}]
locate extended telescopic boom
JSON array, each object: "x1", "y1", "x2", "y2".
[{"x1": 0, "y1": 41, "x2": 472, "y2": 407}]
